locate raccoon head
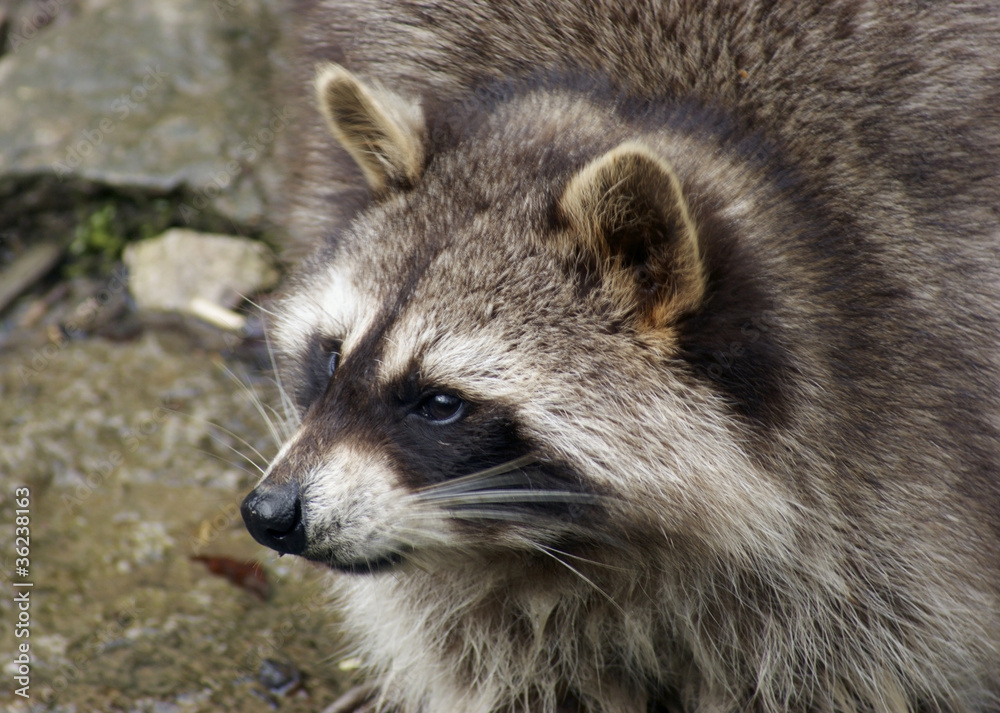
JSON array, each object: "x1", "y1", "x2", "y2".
[{"x1": 241, "y1": 65, "x2": 791, "y2": 574}]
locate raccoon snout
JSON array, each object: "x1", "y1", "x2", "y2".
[{"x1": 241, "y1": 480, "x2": 308, "y2": 556}]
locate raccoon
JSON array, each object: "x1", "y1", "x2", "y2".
[{"x1": 241, "y1": 2, "x2": 1000, "y2": 712}]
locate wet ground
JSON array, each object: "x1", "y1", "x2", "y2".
[{"x1": 0, "y1": 329, "x2": 356, "y2": 712}]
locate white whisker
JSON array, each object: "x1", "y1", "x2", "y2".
[
  {"x1": 419, "y1": 490, "x2": 602, "y2": 506},
  {"x1": 529, "y1": 543, "x2": 630, "y2": 572},
  {"x1": 256, "y1": 305, "x2": 301, "y2": 435},
  {"x1": 529, "y1": 541, "x2": 624, "y2": 614},
  {"x1": 193, "y1": 447, "x2": 264, "y2": 477},
  {"x1": 415, "y1": 454, "x2": 540, "y2": 495},
  {"x1": 163, "y1": 406, "x2": 269, "y2": 474},
  {"x1": 215, "y1": 360, "x2": 286, "y2": 450}
]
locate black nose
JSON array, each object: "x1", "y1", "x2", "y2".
[{"x1": 241, "y1": 480, "x2": 307, "y2": 556}]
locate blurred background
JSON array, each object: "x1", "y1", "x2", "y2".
[{"x1": 0, "y1": 1, "x2": 355, "y2": 710}]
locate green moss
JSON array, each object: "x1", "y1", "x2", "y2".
[
  {"x1": 64, "y1": 198, "x2": 182, "y2": 278},
  {"x1": 59, "y1": 193, "x2": 268, "y2": 279},
  {"x1": 67, "y1": 204, "x2": 126, "y2": 276}
]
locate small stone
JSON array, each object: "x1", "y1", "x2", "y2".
[
  {"x1": 258, "y1": 658, "x2": 302, "y2": 697},
  {"x1": 123, "y1": 229, "x2": 279, "y2": 320}
]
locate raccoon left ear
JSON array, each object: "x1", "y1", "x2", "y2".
[
  {"x1": 558, "y1": 142, "x2": 707, "y2": 326},
  {"x1": 314, "y1": 63, "x2": 426, "y2": 193}
]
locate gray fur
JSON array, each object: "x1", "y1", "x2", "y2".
[{"x1": 255, "y1": 2, "x2": 1000, "y2": 712}]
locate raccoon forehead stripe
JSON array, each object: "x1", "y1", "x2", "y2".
[
  {"x1": 378, "y1": 320, "x2": 520, "y2": 399},
  {"x1": 273, "y1": 264, "x2": 371, "y2": 356}
]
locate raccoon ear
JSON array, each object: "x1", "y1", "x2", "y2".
[
  {"x1": 314, "y1": 63, "x2": 426, "y2": 193},
  {"x1": 558, "y1": 142, "x2": 707, "y2": 325}
]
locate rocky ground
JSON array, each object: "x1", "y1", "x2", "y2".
[
  {"x1": 0, "y1": 333, "x2": 356, "y2": 713},
  {"x1": 0, "y1": 1, "x2": 358, "y2": 711}
]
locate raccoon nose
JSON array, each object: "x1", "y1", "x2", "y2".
[{"x1": 241, "y1": 480, "x2": 307, "y2": 556}]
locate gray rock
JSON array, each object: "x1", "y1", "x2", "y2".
[
  {"x1": 0, "y1": 0, "x2": 287, "y2": 230},
  {"x1": 123, "y1": 228, "x2": 279, "y2": 321}
]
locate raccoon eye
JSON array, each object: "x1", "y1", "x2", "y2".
[
  {"x1": 319, "y1": 338, "x2": 341, "y2": 377},
  {"x1": 418, "y1": 393, "x2": 465, "y2": 424}
]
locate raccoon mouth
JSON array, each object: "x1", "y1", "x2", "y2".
[{"x1": 309, "y1": 550, "x2": 406, "y2": 575}]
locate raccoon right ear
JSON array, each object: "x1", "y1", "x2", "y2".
[
  {"x1": 314, "y1": 63, "x2": 426, "y2": 193},
  {"x1": 557, "y1": 142, "x2": 707, "y2": 326}
]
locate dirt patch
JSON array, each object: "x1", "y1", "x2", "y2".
[{"x1": 0, "y1": 333, "x2": 356, "y2": 712}]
